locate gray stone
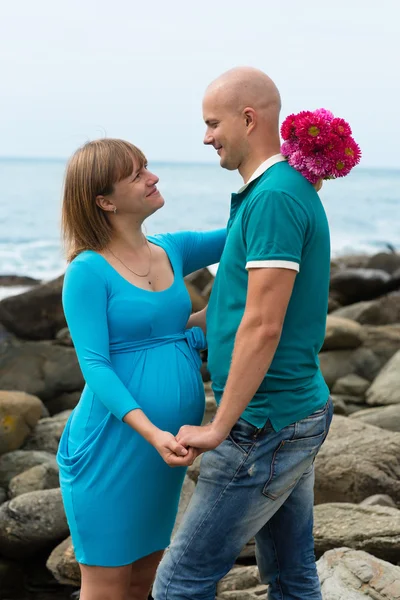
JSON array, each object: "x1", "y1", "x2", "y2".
[
  {"x1": 0, "y1": 391, "x2": 44, "y2": 455},
  {"x1": 217, "y1": 566, "x2": 268, "y2": 599},
  {"x1": 319, "y1": 347, "x2": 381, "y2": 389},
  {"x1": 0, "y1": 487, "x2": 6, "y2": 505},
  {"x1": 318, "y1": 547, "x2": 400, "y2": 599},
  {"x1": 363, "y1": 324, "x2": 400, "y2": 365},
  {"x1": 172, "y1": 475, "x2": 196, "y2": 537},
  {"x1": 0, "y1": 337, "x2": 84, "y2": 401},
  {"x1": 187, "y1": 455, "x2": 202, "y2": 484},
  {"x1": 367, "y1": 251, "x2": 400, "y2": 274},
  {"x1": 329, "y1": 268, "x2": 391, "y2": 305},
  {"x1": 322, "y1": 316, "x2": 365, "y2": 351},
  {"x1": 46, "y1": 536, "x2": 80, "y2": 587},
  {"x1": 314, "y1": 416, "x2": 400, "y2": 505},
  {"x1": 366, "y1": 350, "x2": 400, "y2": 406},
  {"x1": 46, "y1": 391, "x2": 81, "y2": 416},
  {"x1": 330, "y1": 395, "x2": 349, "y2": 415},
  {"x1": 360, "y1": 494, "x2": 397, "y2": 508},
  {"x1": 0, "y1": 488, "x2": 69, "y2": 558},
  {"x1": 332, "y1": 374, "x2": 370, "y2": 397},
  {"x1": 0, "y1": 450, "x2": 57, "y2": 487},
  {"x1": 334, "y1": 294, "x2": 400, "y2": 326},
  {"x1": 8, "y1": 462, "x2": 60, "y2": 498},
  {"x1": 314, "y1": 503, "x2": 400, "y2": 563},
  {"x1": 332, "y1": 300, "x2": 375, "y2": 322},
  {"x1": 350, "y1": 404, "x2": 400, "y2": 431},
  {"x1": 23, "y1": 411, "x2": 71, "y2": 453}
]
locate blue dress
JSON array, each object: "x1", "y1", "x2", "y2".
[{"x1": 57, "y1": 230, "x2": 226, "y2": 567}]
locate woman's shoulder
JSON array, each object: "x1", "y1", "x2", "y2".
[{"x1": 65, "y1": 250, "x2": 108, "y2": 281}]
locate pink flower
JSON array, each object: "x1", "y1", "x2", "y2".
[
  {"x1": 343, "y1": 137, "x2": 362, "y2": 166},
  {"x1": 295, "y1": 112, "x2": 330, "y2": 147},
  {"x1": 288, "y1": 150, "x2": 306, "y2": 171},
  {"x1": 304, "y1": 154, "x2": 332, "y2": 177},
  {"x1": 281, "y1": 139, "x2": 299, "y2": 157},
  {"x1": 314, "y1": 108, "x2": 335, "y2": 121},
  {"x1": 331, "y1": 117, "x2": 352, "y2": 138},
  {"x1": 281, "y1": 114, "x2": 297, "y2": 140}
]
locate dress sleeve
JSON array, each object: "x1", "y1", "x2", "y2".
[
  {"x1": 168, "y1": 229, "x2": 227, "y2": 277},
  {"x1": 62, "y1": 260, "x2": 141, "y2": 421}
]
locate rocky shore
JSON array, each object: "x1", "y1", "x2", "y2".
[{"x1": 1, "y1": 251, "x2": 400, "y2": 599}]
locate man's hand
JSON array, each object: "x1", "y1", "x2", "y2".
[
  {"x1": 176, "y1": 422, "x2": 227, "y2": 451},
  {"x1": 151, "y1": 430, "x2": 200, "y2": 467}
]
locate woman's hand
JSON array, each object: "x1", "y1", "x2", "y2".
[{"x1": 151, "y1": 429, "x2": 199, "y2": 467}]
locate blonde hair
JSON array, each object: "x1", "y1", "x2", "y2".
[{"x1": 61, "y1": 138, "x2": 146, "y2": 261}]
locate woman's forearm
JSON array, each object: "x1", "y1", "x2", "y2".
[{"x1": 186, "y1": 306, "x2": 208, "y2": 333}]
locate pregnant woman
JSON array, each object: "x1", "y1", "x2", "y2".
[{"x1": 56, "y1": 138, "x2": 226, "y2": 600}]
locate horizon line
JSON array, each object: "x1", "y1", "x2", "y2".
[{"x1": 0, "y1": 155, "x2": 397, "y2": 172}]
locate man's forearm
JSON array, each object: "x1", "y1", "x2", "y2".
[{"x1": 212, "y1": 315, "x2": 281, "y2": 437}]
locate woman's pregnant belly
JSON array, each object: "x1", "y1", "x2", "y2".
[{"x1": 67, "y1": 339, "x2": 205, "y2": 455}]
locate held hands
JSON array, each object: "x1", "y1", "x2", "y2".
[
  {"x1": 176, "y1": 422, "x2": 227, "y2": 452},
  {"x1": 151, "y1": 430, "x2": 200, "y2": 467}
]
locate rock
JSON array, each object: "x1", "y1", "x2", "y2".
[
  {"x1": 0, "y1": 558, "x2": 25, "y2": 597},
  {"x1": 0, "y1": 488, "x2": 69, "y2": 558},
  {"x1": 0, "y1": 391, "x2": 44, "y2": 455},
  {"x1": 0, "y1": 275, "x2": 66, "y2": 340},
  {"x1": 334, "y1": 294, "x2": 400, "y2": 326},
  {"x1": 185, "y1": 281, "x2": 207, "y2": 313},
  {"x1": 217, "y1": 566, "x2": 268, "y2": 599},
  {"x1": 363, "y1": 325, "x2": 400, "y2": 365},
  {"x1": 46, "y1": 536, "x2": 80, "y2": 587},
  {"x1": 330, "y1": 395, "x2": 348, "y2": 415},
  {"x1": 0, "y1": 487, "x2": 6, "y2": 505},
  {"x1": 319, "y1": 347, "x2": 381, "y2": 389},
  {"x1": 329, "y1": 268, "x2": 391, "y2": 305},
  {"x1": 317, "y1": 547, "x2": 400, "y2": 599},
  {"x1": 331, "y1": 393, "x2": 366, "y2": 406},
  {"x1": 366, "y1": 350, "x2": 400, "y2": 406},
  {"x1": 314, "y1": 416, "x2": 400, "y2": 505},
  {"x1": 322, "y1": 316, "x2": 365, "y2": 351},
  {"x1": 350, "y1": 404, "x2": 400, "y2": 431},
  {"x1": 0, "y1": 337, "x2": 84, "y2": 401},
  {"x1": 46, "y1": 391, "x2": 81, "y2": 416},
  {"x1": 0, "y1": 450, "x2": 57, "y2": 488},
  {"x1": 0, "y1": 275, "x2": 41, "y2": 287},
  {"x1": 23, "y1": 411, "x2": 71, "y2": 453},
  {"x1": 314, "y1": 503, "x2": 400, "y2": 562},
  {"x1": 55, "y1": 327, "x2": 73, "y2": 346},
  {"x1": 8, "y1": 462, "x2": 60, "y2": 498},
  {"x1": 332, "y1": 374, "x2": 370, "y2": 397},
  {"x1": 172, "y1": 475, "x2": 196, "y2": 537},
  {"x1": 360, "y1": 494, "x2": 397, "y2": 508},
  {"x1": 367, "y1": 251, "x2": 400, "y2": 274},
  {"x1": 327, "y1": 297, "x2": 341, "y2": 313},
  {"x1": 185, "y1": 268, "x2": 214, "y2": 294},
  {"x1": 332, "y1": 300, "x2": 375, "y2": 322},
  {"x1": 331, "y1": 254, "x2": 370, "y2": 270}
]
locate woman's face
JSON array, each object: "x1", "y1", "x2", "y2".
[{"x1": 103, "y1": 159, "x2": 165, "y2": 219}]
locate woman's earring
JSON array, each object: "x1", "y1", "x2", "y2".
[{"x1": 113, "y1": 207, "x2": 117, "y2": 214}]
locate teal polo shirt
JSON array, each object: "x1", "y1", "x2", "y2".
[{"x1": 206, "y1": 156, "x2": 331, "y2": 431}]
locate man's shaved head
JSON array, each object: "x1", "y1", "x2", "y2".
[
  {"x1": 205, "y1": 66, "x2": 281, "y2": 118},
  {"x1": 202, "y1": 67, "x2": 282, "y2": 179}
]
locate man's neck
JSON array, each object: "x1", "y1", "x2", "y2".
[{"x1": 239, "y1": 148, "x2": 282, "y2": 184}]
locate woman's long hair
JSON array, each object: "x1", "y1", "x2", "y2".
[{"x1": 61, "y1": 138, "x2": 146, "y2": 262}]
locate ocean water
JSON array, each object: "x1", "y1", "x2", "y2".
[{"x1": 1, "y1": 158, "x2": 399, "y2": 288}]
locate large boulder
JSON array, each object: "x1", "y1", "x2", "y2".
[
  {"x1": 366, "y1": 350, "x2": 400, "y2": 406},
  {"x1": 0, "y1": 275, "x2": 40, "y2": 287},
  {"x1": 329, "y1": 268, "x2": 392, "y2": 305},
  {"x1": 46, "y1": 537, "x2": 80, "y2": 587},
  {"x1": 314, "y1": 503, "x2": 400, "y2": 563},
  {"x1": 318, "y1": 547, "x2": 400, "y2": 599},
  {"x1": 322, "y1": 316, "x2": 365, "y2": 351},
  {"x1": 350, "y1": 404, "x2": 400, "y2": 432},
  {"x1": 0, "y1": 450, "x2": 57, "y2": 488},
  {"x1": 314, "y1": 416, "x2": 400, "y2": 505},
  {"x1": 362, "y1": 324, "x2": 400, "y2": 364},
  {"x1": 8, "y1": 462, "x2": 60, "y2": 498},
  {"x1": 319, "y1": 347, "x2": 381, "y2": 389},
  {"x1": 22, "y1": 411, "x2": 71, "y2": 454},
  {"x1": 0, "y1": 275, "x2": 65, "y2": 340},
  {"x1": 331, "y1": 374, "x2": 370, "y2": 397},
  {"x1": 333, "y1": 294, "x2": 400, "y2": 326},
  {"x1": 217, "y1": 566, "x2": 268, "y2": 599},
  {"x1": 367, "y1": 251, "x2": 400, "y2": 274},
  {"x1": 0, "y1": 391, "x2": 44, "y2": 455},
  {"x1": 0, "y1": 337, "x2": 84, "y2": 401},
  {"x1": 172, "y1": 475, "x2": 196, "y2": 538},
  {"x1": 0, "y1": 488, "x2": 69, "y2": 558},
  {"x1": 45, "y1": 392, "x2": 81, "y2": 416}
]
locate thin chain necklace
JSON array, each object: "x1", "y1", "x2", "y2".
[{"x1": 107, "y1": 237, "x2": 152, "y2": 282}]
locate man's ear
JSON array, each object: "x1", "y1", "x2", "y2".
[{"x1": 243, "y1": 107, "x2": 256, "y2": 133}]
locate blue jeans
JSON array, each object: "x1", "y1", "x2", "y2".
[{"x1": 153, "y1": 397, "x2": 333, "y2": 600}]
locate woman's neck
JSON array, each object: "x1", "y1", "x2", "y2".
[{"x1": 109, "y1": 217, "x2": 146, "y2": 251}]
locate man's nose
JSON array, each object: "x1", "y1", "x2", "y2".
[{"x1": 203, "y1": 132, "x2": 213, "y2": 145}]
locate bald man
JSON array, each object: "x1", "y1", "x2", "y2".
[{"x1": 153, "y1": 67, "x2": 332, "y2": 600}]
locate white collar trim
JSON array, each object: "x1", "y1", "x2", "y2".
[{"x1": 238, "y1": 153, "x2": 286, "y2": 193}]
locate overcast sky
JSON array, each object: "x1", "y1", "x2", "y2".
[{"x1": 1, "y1": 0, "x2": 399, "y2": 168}]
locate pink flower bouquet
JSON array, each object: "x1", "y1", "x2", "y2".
[{"x1": 280, "y1": 109, "x2": 361, "y2": 185}]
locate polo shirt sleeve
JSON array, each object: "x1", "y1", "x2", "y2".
[{"x1": 243, "y1": 190, "x2": 308, "y2": 272}]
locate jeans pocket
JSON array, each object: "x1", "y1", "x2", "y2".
[
  {"x1": 262, "y1": 430, "x2": 326, "y2": 500},
  {"x1": 228, "y1": 419, "x2": 258, "y2": 456}
]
